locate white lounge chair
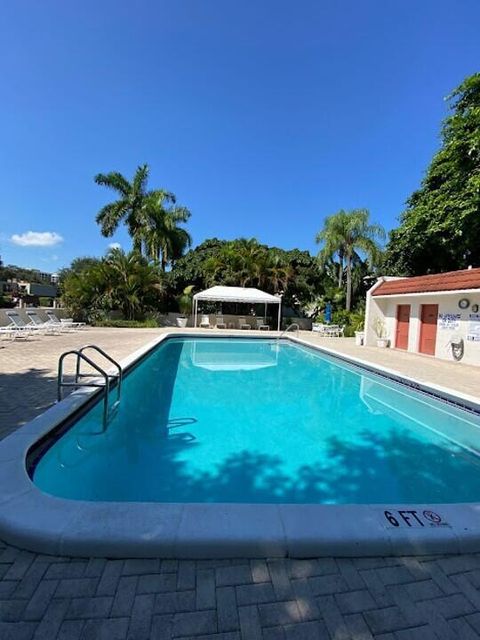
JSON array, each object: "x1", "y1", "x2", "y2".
[
  {"x1": 255, "y1": 318, "x2": 270, "y2": 331},
  {"x1": 0, "y1": 326, "x2": 29, "y2": 341},
  {"x1": 6, "y1": 311, "x2": 48, "y2": 334},
  {"x1": 26, "y1": 310, "x2": 61, "y2": 334},
  {"x1": 45, "y1": 310, "x2": 85, "y2": 330},
  {"x1": 200, "y1": 314, "x2": 211, "y2": 328},
  {"x1": 238, "y1": 317, "x2": 250, "y2": 330},
  {"x1": 215, "y1": 315, "x2": 227, "y2": 329}
]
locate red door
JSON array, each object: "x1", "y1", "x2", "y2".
[
  {"x1": 395, "y1": 305, "x2": 411, "y2": 350},
  {"x1": 419, "y1": 304, "x2": 438, "y2": 356}
]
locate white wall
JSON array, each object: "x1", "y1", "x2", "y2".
[{"x1": 365, "y1": 289, "x2": 480, "y2": 366}]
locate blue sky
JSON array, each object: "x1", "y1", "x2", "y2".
[{"x1": 1, "y1": 1, "x2": 479, "y2": 271}]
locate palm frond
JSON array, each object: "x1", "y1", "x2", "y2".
[
  {"x1": 95, "y1": 201, "x2": 129, "y2": 237},
  {"x1": 94, "y1": 172, "x2": 131, "y2": 197},
  {"x1": 132, "y1": 164, "x2": 150, "y2": 197}
]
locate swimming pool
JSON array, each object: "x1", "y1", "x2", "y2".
[
  {"x1": 2, "y1": 332, "x2": 480, "y2": 557},
  {"x1": 32, "y1": 337, "x2": 480, "y2": 504}
]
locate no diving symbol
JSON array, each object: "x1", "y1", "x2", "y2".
[{"x1": 423, "y1": 510, "x2": 442, "y2": 524}]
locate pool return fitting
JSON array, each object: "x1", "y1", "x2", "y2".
[{"x1": 57, "y1": 345, "x2": 123, "y2": 431}]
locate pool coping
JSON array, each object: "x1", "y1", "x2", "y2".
[{"x1": 1, "y1": 330, "x2": 480, "y2": 558}]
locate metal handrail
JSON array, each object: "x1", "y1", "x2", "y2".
[
  {"x1": 57, "y1": 346, "x2": 123, "y2": 431},
  {"x1": 277, "y1": 323, "x2": 300, "y2": 340},
  {"x1": 76, "y1": 344, "x2": 123, "y2": 405}
]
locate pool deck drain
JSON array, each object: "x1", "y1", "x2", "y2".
[{"x1": 2, "y1": 327, "x2": 480, "y2": 636}]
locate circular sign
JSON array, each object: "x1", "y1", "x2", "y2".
[
  {"x1": 459, "y1": 298, "x2": 470, "y2": 309},
  {"x1": 423, "y1": 510, "x2": 442, "y2": 524}
]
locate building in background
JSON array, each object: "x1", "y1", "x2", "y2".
[
  {"x1": 364, "y1": 268, "x2": 480, "y2": 366},
  {"x1": 0, "y1": 270, "x2": 59, "y2": 307}
]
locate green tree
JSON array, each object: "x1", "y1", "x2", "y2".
[
  {"x1": 105, "y1": 248, "x2": 164, "y2": 319},
  {"x1": 167, "y1": 238, "x2": 323, "y2": 312},
  {"x1": 315, "y1": 210, "x2": 349, "y2": 288},
  {"x1": 384, "y1": 73, "x2": 480, "y2": 275},
  {"x1": 94, "y1": 164, "x2": 150, "y2": 252},
  {"x1": 316, "y1": 209, "x2": 385, "y2": 311},
  {"x1": 61, "y1": 249, "x2": 163, "y2": 321},
  {"x1": 141, "y1": 190, "x2": 192, "y2": 270}
]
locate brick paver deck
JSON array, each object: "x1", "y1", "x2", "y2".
[{"x1": 1, "y1": 327, "x2": 480, "y2": 639}]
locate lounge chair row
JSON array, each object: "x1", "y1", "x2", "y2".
[
  {"x1": 0, "y1": 310, "x2": 86, "y2": 341},
  {"x1": 199, "y1": 315, "x2": 270, "y2": 330},
  {"x1": 312, "y1": 323, "x2": 345, "y2": 337}
]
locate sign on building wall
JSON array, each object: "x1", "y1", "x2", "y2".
[
  {"x1": 467, "y1": 313, "x2": 480, "y2": 342},
  {"x1": 438, "y1": 313, "x2": 461, "y2": 331}
]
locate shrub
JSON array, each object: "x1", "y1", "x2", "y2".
[
  {"x1": 332, "y1": 309, "x2": 365, "y2": 337},
  {"x1": 93, "y1": 318, "x2": 159, "y2": 328},
  {"x1": 0, "y1": 295, "x2": 16, "y2": 308},
  {"x1": 61, "y1": 248, "x2": 164, "y2": 322}
]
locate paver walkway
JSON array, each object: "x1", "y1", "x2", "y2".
[{"x1": 1, "y1": 327, "x2": 480, "y2": 639}]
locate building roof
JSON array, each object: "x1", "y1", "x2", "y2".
[
  {"x1": 372, "y1": 268, "x2": 480, "y2": 296},
  {"x1": 193, "y1": 286, "x2": 281, "y2": 304}
]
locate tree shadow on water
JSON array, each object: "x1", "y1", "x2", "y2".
[{"x1": 146, "y1": 427, "x2": 480, "y2": 504}]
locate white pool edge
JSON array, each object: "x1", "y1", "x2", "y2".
[{"x1": 1, "y1": 330, "x2": 480, "y2": 558}]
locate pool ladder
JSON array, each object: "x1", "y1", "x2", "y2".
[
  {"x1": 277, "y1": 323, "x2": 300, "y2": 341},
  {"x1": 57, "y1": 345, "x2": 123, "y2": 431}
]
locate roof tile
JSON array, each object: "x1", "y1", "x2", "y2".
[{"x1": 372, "y1": 268, "x2": 480, "y2": 296}]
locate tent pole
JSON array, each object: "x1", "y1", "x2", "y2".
[
  {"x1": 264, "y1": 302, "x2": 267, "y2": 324},
  {"x1": 277, "y1": 298, "x2": 282, "y2": 331},
  {"x1": 194, "y1": 299, "x2": 198, "y2": 327}
]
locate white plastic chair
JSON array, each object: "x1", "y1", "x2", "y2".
[
  {"x1": 215, "y1": 315, "x2": 227, "y2": 329},
  {"x1": 312, "y1": 323, "x2": 326, "y2": 335},
  {"x1": 200, "y1": 314, "x2": 211, "y2": 328},
  {"x1": 255, "y1": 318, "x2": 270, "y2": 331},
  {"x1": 238, "y1": 317, "x2": 251, "y2": 330}
]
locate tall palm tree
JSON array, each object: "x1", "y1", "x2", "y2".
[
  {"x1": 316, "y1": 209, "x2": 385, "y2": 311},
  {"x1": 94, "y1": 164, "x2": 150, "y2": 252},
  {"x1": 315, "y1": 210, "x2": 349, "y2": 288},
  {"x1": 141, "y1": 190, "x2": 192, "y2": 270}
]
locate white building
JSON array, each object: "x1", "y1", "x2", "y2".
[{"x1": 364, "y1": 268, "x2": 480, "y2": 366}]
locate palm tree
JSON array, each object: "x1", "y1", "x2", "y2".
[
  {"x1": 262, "y1": 252, "x2": 294, "y2": 294},
  {"x1": 141, "y1": 190, "x2": 192, "y2": 270},
  {"x1": 316, "y1": 209, "x2": 385, "y2": 311},
  {"x1": 94, "y1": 164, "x2": 150, "y2": 252},
  {"x1": 105, "y1": 248, "x2": 164, "y2": 319},
  {"x1": 315, "y1": 210, "x2": 349, "y2": 288}
]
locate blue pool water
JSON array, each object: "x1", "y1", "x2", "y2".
[{"x1": 32, "y1": 338, "x2": 480, "y2": 504}]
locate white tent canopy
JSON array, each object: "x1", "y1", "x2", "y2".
[{"x1": 192, "y1": 286, "x2": 282, "y2": 330}]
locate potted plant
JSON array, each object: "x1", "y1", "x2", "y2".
[
  {"x1": 176, "y1": 285, "x2": 194, "y2": 328},
  {"x1": 372, "y1": 317, "x2": 389, "y2": 348}
]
